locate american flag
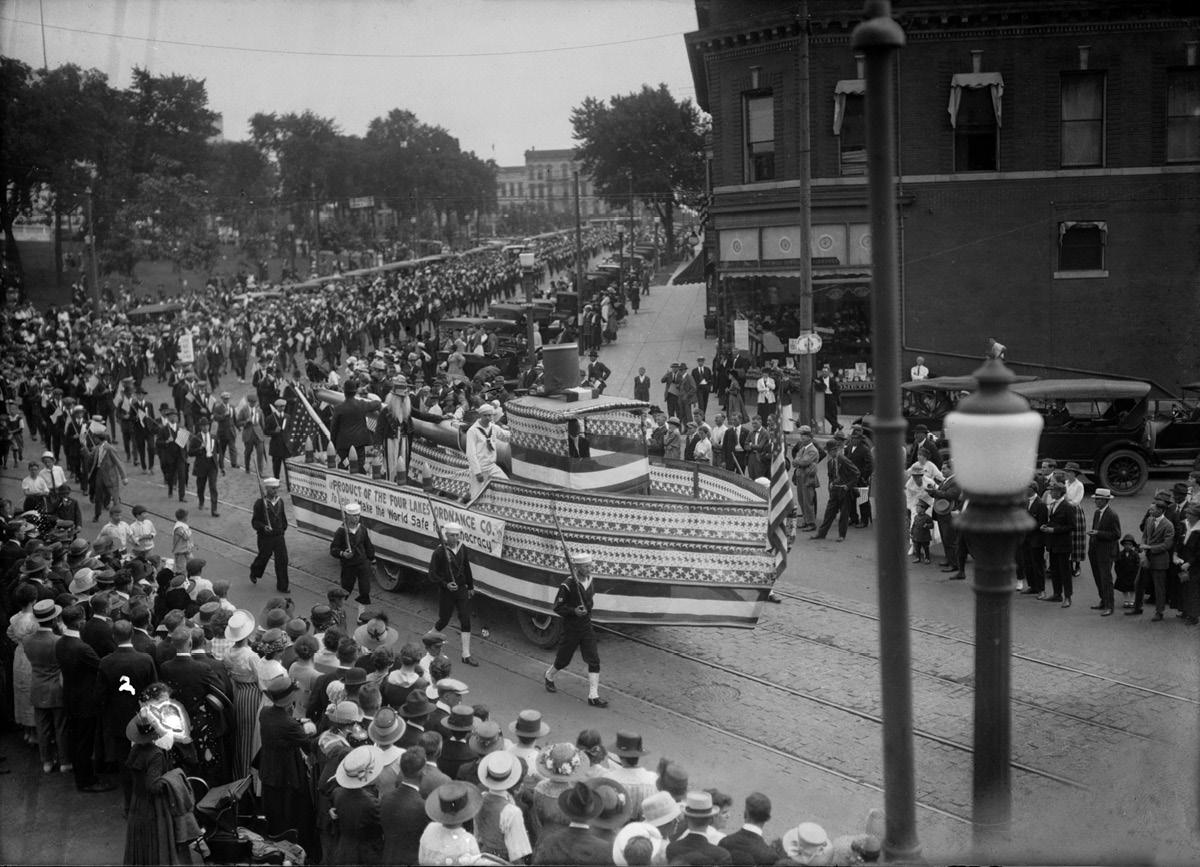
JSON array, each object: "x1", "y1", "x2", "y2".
[
  {"x1": 767, "y1": 434, "x2": 794, "y2": 562},
  {"x1": 289, "y1": 389, "x2": 330, "y2": 454}
]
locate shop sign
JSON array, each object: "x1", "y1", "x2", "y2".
[{"x1": 733, "y1": 318, "x2": 751, "y2": 351}]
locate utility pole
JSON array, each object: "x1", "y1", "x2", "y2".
[
  {"x1": 573, "y1": 170, "x2": 584, "y2": 292},
  {"x1": 85, "y1": 177, "x2": 100, "y2": 316},
  {"x1": 627, "y1": 172, "x2": 636, "y2": 257},
  {"x1": 796, "y1": 0, "x2": 815, "y2": 430}
]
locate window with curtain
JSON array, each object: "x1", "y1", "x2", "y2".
[
  {"x1": 839, "y1": 93, "x2": 866, "y2": 176},
  {"x1": 1058, "y1": 222, "x2": 1106, "y2": 272},
  {"x1": 744, "y1": 92, "x2": 775, "y2": 183},
  {"x1": 954, "y1": 87, "x2": 998, "y2": 171},
  {"x1": 1167, "y1": 68, "x2": 1200, "y2": 163},
  {"x1": 1061, "y1": 72, "x2": 1105, "y2": 167}
]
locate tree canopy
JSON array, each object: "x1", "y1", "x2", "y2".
[{"x1": 571, "y1": 83, "x2": 708, "y2": 256}]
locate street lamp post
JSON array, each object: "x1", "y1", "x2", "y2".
[
  {"x1": 945, "y1": 359, "x2": 1043, "y2": 851},
  {"x1": 851, "y1": 3, "x2": 920, "y2": 861}
]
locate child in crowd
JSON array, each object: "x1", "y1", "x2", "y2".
[
  {"x1": 1113, "y1": 533, "x2": 1140, "y2": 609},
  {"x1": 172, "y1": 507, "x2": 193, "y2": 577},
  {"x1": 910, "y1": 500, "x2": 934, "y2": 564}
]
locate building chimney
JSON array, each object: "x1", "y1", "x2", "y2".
[{"x1": 970, "y1": 50, "x2": 983, "y2": 73}]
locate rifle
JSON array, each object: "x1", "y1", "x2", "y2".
[
  {"x1": 549, "y1": 497, "x2": 586, "y2": 611},
  {"x1": 252, "y1": 463, "x2": 273, "y2": 533},
  {"x1": 424, "y1": 494, "x2": 458, "y2": 591},
  {"x1": 340, "y1": 502, "x2": 359, "y2": 559}
]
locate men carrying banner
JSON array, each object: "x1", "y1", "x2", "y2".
[
  {"x1": 429, "y1": 522, "x2": 478, "y2": 668},
  {"x1": 331, "y1": 502, "x2": 376, "y2": 608},
  {"x1": 250, "y1": 477, "x2": 290, "y2": 593},
  {"x1": 544, "y1": 551, "x2": 607, "y2": 708}
]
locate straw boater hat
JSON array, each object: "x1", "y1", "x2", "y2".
[
  {"x1": 639, "y1": 791, "x2": 681, "y2": 828},
  {"x1": 425, "y1": 781, "x2": 483, "y2": 825},
  {"x1": 33, "y1": 599, "x2": 62, "y2": 624},
  {"x1": 781, "y1": 822, "x2": 834, "y2": 863},
  {"x1": 335, "y1": 745, "x2": 385, "y2": 790},
  {"x1": 1092, "y1": 488, "x2": 1114, "y2": 500},
  {"x1": 477, "y1": 750, "x2": 523, "y2": 791},
  {"x1": 682, "y1": 790, "x2": 720, "y2": 818},
  {"x1": 68, "y1": 568, "x2": 97, "y2": 596}
]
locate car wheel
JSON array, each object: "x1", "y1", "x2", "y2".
[
  {"x1": 1098, "y1": 449, "x2": 1148, "y2": 496},
  {"x1": 376, "y1": 560, "x2": 420, "y2": 593},
  {"x1": 516, "y1": 609, "x2": 563, "y2": 649}
]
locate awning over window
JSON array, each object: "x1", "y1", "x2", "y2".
[
  {"x1": 947, "y1": 72, "x2": 1004, "y2": 128},
  {"x1": 1059, "y1": 220, "x2": 1107, "y2": 242},
  {"x1": 833, "y1": 79, "x2": 865, "y2": 136}
]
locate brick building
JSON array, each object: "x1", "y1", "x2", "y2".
[
  {"x1": 496, "y1": 148, "x2": 618, "y2": 219},
  {"x1": 685, "y1": 0, "x2": 1200, "y2": 399}
]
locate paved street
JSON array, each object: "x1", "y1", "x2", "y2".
[{"x1": 2, "y1": 273, "x2": 1198, "y2": 864}]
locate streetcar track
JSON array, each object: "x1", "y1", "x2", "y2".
[
  {"x1": 755, "y1": 617, "x2": 1162, "y2": 744},
  {"x1": 134, "y1": 509, "x2": 979, "y2": 824},
  {"x1": 774, "y1": 588, "x2": 1200, "y2": 706},
  {"x1": 594, "y1": 623, "x2": 1088, "y2": 791}
]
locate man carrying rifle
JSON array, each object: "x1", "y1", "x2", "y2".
[
  {"x1": 543, "y1": 551, "x2": 608, "y2": 708},
  {"x1": 250, "y1": 476, "x2": 290, "y2": 593},
  {"x1": 429, "y1": 521, "x2": 478, "y2": 667},
  {"x1": 331, "y1": 502, "x2": 376, "y2": 608}
]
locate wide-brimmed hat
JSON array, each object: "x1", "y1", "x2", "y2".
[
  {"x1": 264, "y1": 675, "x2": 300, "y2": 704},
  {"x1": 538, "y1": 743, "x2": 587, "y2": 781},
  {"x1": 508, "y1": 709, "x2": 551, "y2": 739},
  {"x1": 613, "y1": 822, "x2": 665, "y2": 867},
  {"x1": 126, "y1": 709, "x2": 169, "y2": 746},
  {"x1": 682, "y1": 790, "x2": 720, "y2": 818},
  {"x1": 468, "y1": 720, "x2": 503, "y2": 756},
  {"x1": 640, "y1": 791, "x2": 681, "y2": 828},
  {"x1": 398, "y1": 691, "x2": 436, "y2": 719},
  {"x1": 33, "y1": 599, "x2": 62, "y2": 623},
  {"x1": 20, "y1": 556, "x2": 49, "y2": 576},
  {"x1": 68, "y1": 568, "x2": 97, "y2": 596},
  {"x1": 1063, "y1": 461, "x2": 1084, "y2": 475},
  {"x1": 555, "y1": 781, "x2": 603, "y2": 822},
  {"x1": 66, "y1": 538, "x2": 92, "y2": 562},
  {"x1": 354, "y1": 619, "x2": 399, "y2": 651},
  {"x1": 335, "y1": 745, "x2": 385, "y2": 790},
  {"x1": 611, "y1": 731, "x2": 649, "y2": 757},
  {"x1": 426, "y1": 781, "x2": 483, "y2": 825},
  {"x1": 477, "y1": 750, "x2": 523, "y2": 791},
  {"x1": 93, "y1": 568, "x2": 116, "y2": 586},
  {"x1": 587, "y1": 777, "x2": 633, "y2": 830},
  {"x1": 368, "y1": 707, "x2": 406, "y2": 746},
  {"x1": 1153, "y1": 489, "x2": 1173, "y2": 506},
  {"x1": 225, "y1": 609, "x2": 256, "y2": 642},
  {"x1": 444, "y1": 705, "x2": 476, "y2": 733},
  {"x1": 781, "y1": 822, "x2": 833, "y2": 862},
  {"x1": 328, "y1": 700, "x2": 364, "y2": 725},
  {"x1": 1092, "y1": 488, "x2": 1114, "y2": 500}
]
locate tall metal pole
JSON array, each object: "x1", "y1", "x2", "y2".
[
  {"x1": 795, "y1": 0, "x2": 815, "y2": 429},
  {"x1": 852, "y1": 3, "x2": 919, "y2": 861},
  {"x1": 627, "y1": 172, "x2": 635, "y2": 251},
  {"x1": 85, "y1": 181, "x2": 100, "y2": 317},
  {"x1": 574, "y1": 170, "x2": 584, "y2": 293}
]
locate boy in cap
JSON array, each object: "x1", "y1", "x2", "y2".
[{"x1": 910, "y1": 501, "x2": 934, "y2": 564}]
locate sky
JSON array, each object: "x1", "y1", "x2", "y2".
[{"x1": 1, "y1": 0, "x2": 701, "y2": 166}]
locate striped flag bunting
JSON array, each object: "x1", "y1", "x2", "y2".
[{"x1": 767, "y1": 434, "x2": 794, "y2": 560}]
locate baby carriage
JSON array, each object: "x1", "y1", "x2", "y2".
[{"x1": 190, "y1": 775, "x2": 306, "y2": 865}]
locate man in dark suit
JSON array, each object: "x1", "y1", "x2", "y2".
[
  {"x1": 381, "y1": 748, "x2": 430, "y2": 865},
  {"x1": 188, "y1": 411, "x2": 221, "y2": 516},
  {"x1": 1039, "y1": 482, "x2": 1077, "y2": 605},
  {"x1": 263, "y1": 399, "x2": 293, "y2": 479},
  {"x1": 533, "y1": 782, "x2": 611, "y2": 865},
  {"x1": 329, "y1": 381, "x2": 382, "y2": 474},
  {"x1": 1130, "y1": 492, "x2": 1176, "y2": 620},
  {"x1": 692, "y1": 356, "x2": 713, "y2": 418},
  {"x1": 417, "y1": 731, "x2": 453, "y2": 797},
  {"x1": 98, "y1": 620, "x2": 157, "y2": 807},
  {"x1": 632, "y1": 367, "x2": 651, "y2": 403},
  {"x1": 156, "y1": 407, "x2": 189, "y2": 502},
  {"x1": 81, "y1": 592, "x2": 118, "y2": 658},
  {"x1": 55, "y1": 605, "x2": 113, "y2": 792},
  {"x1": 810, "y1": 433, "x2": 861, "y2": 542},
  {"x1": 845, "y1": 427, "x2": 875, "y2": 528},
  {"x1": 128, "y1": 603, "x2": 158, "y2": 659},
  {"x1": 665, "y1": 791, "x2": 733, "y2": 865},
  {"x1": 720, "y1": 792, "x2": 777, "y2": 866},
  {"x1": 1018, "y1": 482, "x2": 1049, "y2": 596},
  {"x1": 1087, "y1": 488, "x2": 1122, "y2": 615}
]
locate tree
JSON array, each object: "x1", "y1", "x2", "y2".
[
  {"x1": 250, "y1": 111, "x2": 341, "y2": 237},
  {"x1": 571, "y1": 84, "x2": 707, "y2": 259},
  {"x1": 126, "y1": 67, "x2": 219, "y2": 180},
  {"x1": 107, "y1": 162, "x2": 219, "y2": 276}
]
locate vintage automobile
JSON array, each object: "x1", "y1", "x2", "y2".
[
  {"x1": 1008, "y1": 378, "x2": 1185, "y2": 496},
  {"x1": 436, "y1": 317, "x2": 525, "y2": 382},
  {"x1": 1146, "y1": 380, "x2": 1200, "y2": 473},
  {"x1": 858, "y1": 375, "x2": 1038, "y2": 438}
]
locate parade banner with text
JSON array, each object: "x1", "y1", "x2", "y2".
[{"x1": 288, "y1": 470, "x2": 506, "y2": 556}]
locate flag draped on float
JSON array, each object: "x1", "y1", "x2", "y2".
[{"x1": 767, "y1": 435, "x2": 793, "y2": 563}]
